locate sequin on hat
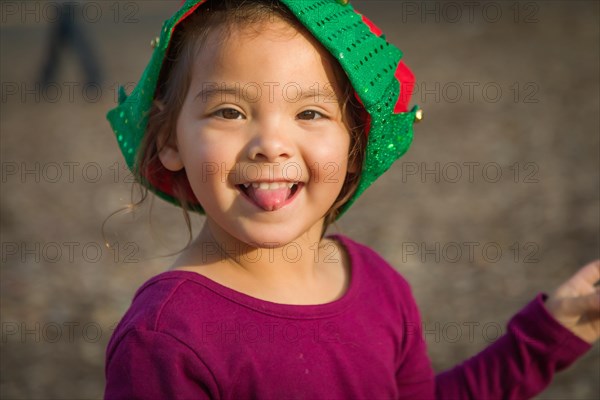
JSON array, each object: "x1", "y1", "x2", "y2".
[{"x1": 107, "y1": 0, "x2": 419, "y2": 217}]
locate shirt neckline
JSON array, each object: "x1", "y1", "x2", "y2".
[{"x1": 139, "y1": 234, "x2": 360, "y2": 319}]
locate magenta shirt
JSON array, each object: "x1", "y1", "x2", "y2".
[{"x1": 105, "y1": 235, "x2": 590, "y2": 399}]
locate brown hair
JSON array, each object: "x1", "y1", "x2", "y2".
[{"x1": 138, "y1": 0, "x2": 367, "y2": 236}]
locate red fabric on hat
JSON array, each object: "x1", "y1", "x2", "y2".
[
  {"x1": 354, "y1": 9, "x2": 383, "y2": 37},
  {"x1": 174, "y1": 0, "x2": 207, "y2": 32},
  {"x1": 145, "y1": 159, "x2": 200, "y2": 204},
  {"x1": 394, "y1": 61, "x2": 415, "y2": 113}
]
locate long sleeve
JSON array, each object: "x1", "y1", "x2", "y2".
[
  {"x1": 435, "y1": 294, "x2": 592, "y2": 399},
  {"x1": 105, "y1": 329, "x2": 216, "y2": 400},
  {"x1": 395, "y1": 279, "x2": 436, "y2": 399}
]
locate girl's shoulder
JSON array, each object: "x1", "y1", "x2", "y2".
[{"x1": 107, "y1": 270, "x2": 213, "y2": 338}]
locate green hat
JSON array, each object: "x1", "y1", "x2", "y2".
[{"x1": 107, "y1": 0, "x2": 420, "y2": 217}]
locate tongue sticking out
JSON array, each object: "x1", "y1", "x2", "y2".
[{"x1": 247, "y1": 186, "x2": 292, "y2": 211}]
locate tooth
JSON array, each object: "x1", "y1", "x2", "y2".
[
  {"x1": 287, "y1": 183, "x2": 294, "y2": 189},
  {"x1": 259, "y1": 182, "x2": 269, "y2": 190},
  {"x1": 252, "y1": 183, "x2": 259, "y2": 189},
  {"x1": 243, "y1": 183, "x2": 250, "y2": 188}
]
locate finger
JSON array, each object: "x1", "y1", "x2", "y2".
[
  {"x1": 561, "y1": 288, "x2": 600, "y2": 317},
  {"x1": 553, "y1": 260, "x2": 600, "y2": 298},
  {"x1": 570, "y1": 260, "x2": 600, "y2": 286}
]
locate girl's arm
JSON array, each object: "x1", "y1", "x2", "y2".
[{"x1": 435, "y1": 260, "x2": 598, "y2": 399}]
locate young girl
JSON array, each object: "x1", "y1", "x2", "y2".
[{"x1": 105, "y1": 0, "x2": 599, "y2": 398}]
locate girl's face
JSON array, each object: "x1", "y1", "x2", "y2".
[{"x1": 159, "y1": 19, "x2": 352, "y2": 247}]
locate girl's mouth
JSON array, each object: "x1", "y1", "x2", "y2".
[{"x1": 237, "y1": 182, "x2": 302, "y2": 211}]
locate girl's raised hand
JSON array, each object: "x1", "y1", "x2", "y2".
[{"x1": 544, "y1": 260, "x2": 600, "y2": 344}]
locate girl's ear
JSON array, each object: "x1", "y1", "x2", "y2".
[{"x1": 157, "y1": 130, "x2": 184, "y2": 172}]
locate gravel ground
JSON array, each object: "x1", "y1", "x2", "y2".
[{"x1": 1, "y1": 1, "x2": 598, "y2": 399}]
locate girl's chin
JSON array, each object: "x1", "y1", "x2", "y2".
[
  {"x1": 223, "y1": 221, "x2": 324, "y2": 249},
  {"x1": 203, "y1": 209, "x2": 326, "y2": 249},
  {"x1": 232, "y1": 229, "x2": 310, "y2": 249}
]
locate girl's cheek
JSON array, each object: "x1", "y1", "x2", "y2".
[{"x1": 308, "y1": 152, "x2": 349, "y2": 183}]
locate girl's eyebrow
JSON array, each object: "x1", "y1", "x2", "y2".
[
  {"x1": 195, "y1": 85, "x2": 240, "y2": 102},
  {"x1": 194, "y1": 84, "x2": 339, "y2": 103},
  {"x1": 298, "y1": 88, "x2": 339, "y2": 103}
]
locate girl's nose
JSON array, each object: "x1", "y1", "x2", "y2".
[{"x1": 246, "y1": 122, "x2": 295, "y2": 162}]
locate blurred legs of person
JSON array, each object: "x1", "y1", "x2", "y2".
[{"x1": 39, "y1": 3, "x2": 102, "y2": 88}]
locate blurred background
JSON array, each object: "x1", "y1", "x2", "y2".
[{"x1": 1, "y1": 0, "x2": 598, "y2": 398}]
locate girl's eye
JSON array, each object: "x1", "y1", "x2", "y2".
[
  {"x1": 215, "y1": 108, "x2": 244, "y2": 120},
  {"x1": 297, "y1": 110, "x2": 324, "y2": 121}
]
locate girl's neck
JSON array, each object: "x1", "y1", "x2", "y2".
[{"x1": 170, "y1": 222, "x2": 350, "y2": 305}]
